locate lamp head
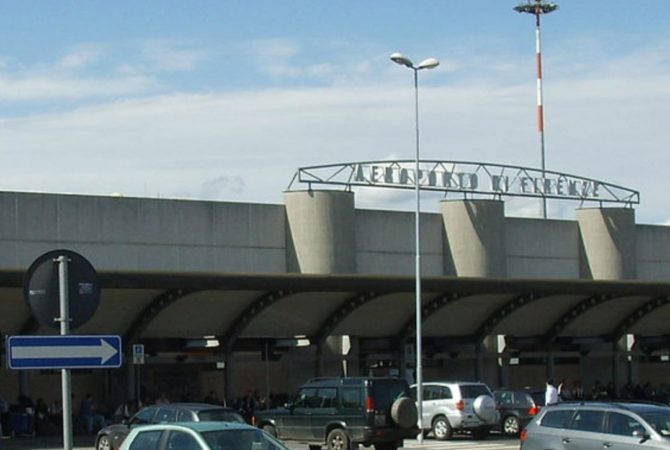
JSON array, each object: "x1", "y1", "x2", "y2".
[
  {"x1": 417, "y1": 58, "x2": 439, "y2": 70},
  {"x1": 390, "y1": 52, "x2": 414, "y2": 68}
]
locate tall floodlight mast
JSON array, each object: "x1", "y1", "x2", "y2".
[{"x1": 514, "y1": 0, "x2": 558, "y2": 219}]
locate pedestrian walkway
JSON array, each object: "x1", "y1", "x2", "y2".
[
  {"x1": 0, "y1": 434, "x2": 94, "y2": 450},
  {"x1": 403, "y1": 437, "x2": 519, "y2": 450}
]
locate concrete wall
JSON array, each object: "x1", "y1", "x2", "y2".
[
  {"x1": 0, "y1": 191, "x2": 669, "y2": 282},
  {"x1": 442, "y1": 200, "x2": 506, "y2": 277},
  {"x1": 637, "y1": 225, "x2": 670, "y2": 280},
  {"x1": 284, "y1": 190, "x2": 356, "y2": 274},
  {"x1": 506, "y1": 218, "x2": 580, "y2": 279},
  {"x1": 0, "y1": 192, "x2": 286, "y2": 273},
  {"x1": 577, "y1": 208, "x2": 636, "y2": 280},
  {"x1": 355, "y1": 209, "x2": 444, "y2": 276}
]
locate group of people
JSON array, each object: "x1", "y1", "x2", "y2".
[
  {"x1": 545, "y1": 378, "x2": 670, "y2": 405},
  {"x1": 0, "y1": 392, "x2": 108, "y2": 437}
]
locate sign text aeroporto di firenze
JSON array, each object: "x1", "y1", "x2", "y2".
[{"x1": 289, "y1": 160, "x2": 640, "y2": 205}]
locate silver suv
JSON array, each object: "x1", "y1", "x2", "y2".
[
  {"x1": 521, "y1": 401, "x2": 670, "y2": 450},
  {"x1": 410, "y1": 381, "x2": 499, "y2": 440}
]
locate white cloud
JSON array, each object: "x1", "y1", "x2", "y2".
[
  {"x1": 56, "y1": 46, "x2": 103, "y2": 71},
  {"x1": 246, "y1": 38, "x2": 300, "y2": 61},
  {"x1": 141, "y1": 39, "x2": 210, "y2": 72},
  {"x1": 0, "y1": 74, "x2": 159, "y2": 102},
  {"x1": 0, "y1": 37, "x2": 667, "y2": 223}
]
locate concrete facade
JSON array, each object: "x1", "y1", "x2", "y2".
[
  {"x1": 577, "y1": 208, "x2": 636, "y2": 280},
  {"x1": 441, "y1": 199, "x2": 506, "y2": 277},
  {"x1": 1, "y1": 189, "x2": 670, "y2": 407},
  {"x1": 0, "y1": 191, "x2": 655, "y2": 281},
  {"x1": 0, "y1": 192, "x2": 287, "y2": 273}
]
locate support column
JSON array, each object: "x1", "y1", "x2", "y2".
[
  {"x1": 127, "y1": 348, "x2": 136, "y2": 401},
  {"x1": 612, "y1": 341, "x2": 621, "y2": 393},
  {"x1": 314, "y1": 344, "x2": 324, "y2": 378},
  {"x1": 546, "y1": 350, "x2": 555, "y2": 380},
  {"x1": 441, "y1": 200, "x2": 506, "y2": 277},
  {"x1": 474, "y1": 343, "x2": 483, "y2": 381},
  {"x1": 284, "y1": 190, "x2": 356, "y2": 274},
  {"x1": 223, "y1": 347, "x2": 235, "y2": 403},
  {"x1": 18, "y1": 372, "x2": 29, "y2": 397},
  {"x1": 576, "y1": 208, "x2": 636, "y2": 280}
]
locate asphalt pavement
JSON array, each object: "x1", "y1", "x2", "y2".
[
  {"x1": 0, "y1": 434, "x2": 94, "y2": 450},
  {"x1": 0, "y1": 434, "x2": 521, "y2": 450}
]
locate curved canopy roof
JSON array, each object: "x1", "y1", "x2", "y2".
[{"x1": 2, "y1": 271, "x2": 669, "y2": 353}]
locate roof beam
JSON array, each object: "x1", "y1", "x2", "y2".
[
  {"x1": 124, "y1": 288, "x2": 198, "y2": 344},
  {"x1": 473, "y1": 293, "x2": 543, "y2": 343},
  {"x1": 218, "y1": 290, "x2": 293, "y2": 351},
  {"x1": 542, "y1": 294, "x2": 617, "y2": 346},
  {"x1": 609, "y1": 296, "x2": 670, "y2": 341},
  {"x1": 396, "y1": 292, "x2": 472, "y2": 342},
  {"x1": 313, "y1": 291, "x2": 382, "y2": 346}
]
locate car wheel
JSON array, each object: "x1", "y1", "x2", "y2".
[
  {"x1": 432, "y1": 416, "x2": 452, "y2": 440},
  {"x1": 327, "y1": 429, "x2": 350, "y2": 450},
  {"x1": 502, "y1": 415, "x2": 520, "y2": 436},
  {"x1": 262, "y1": 424, "x2": 277, "y2": 437},
  {"x1": 96, "y1": 435, "x2": 112, "y2": 450},
  {"x1": 390, "y1": 397, "x2": 417, "y2": 429}
]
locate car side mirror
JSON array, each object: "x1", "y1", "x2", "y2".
[{"x1": 632, "y1": 429, "x2": 650, "y2": 442}]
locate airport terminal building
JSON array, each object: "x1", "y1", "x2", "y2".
[{"x1": 1, "y1": 161, "x2": 670, "y2": 408}]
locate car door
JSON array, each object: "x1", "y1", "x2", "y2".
[
  {"x1": 563, "y1": 409, "x2": 606, "y2": 450},
  {"x1": 339, "y1": 387, "x2": 365, "y2": 439},
  {"x1": 603, "y1": 411, "x2": 665, "y2": 450},
  {"x1": 310, "y1": 387, "x2": 338, "y2": 441},
  {"x1": 420, "y1": 385, "x2": 451, "y2": 429},
  {"x1": 279, "y1": 387, "x2": 317, "y2": 441}
]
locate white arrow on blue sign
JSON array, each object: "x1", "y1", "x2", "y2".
[{"x1": 7, "y1": 335, "x2": 122, "y2": 370}]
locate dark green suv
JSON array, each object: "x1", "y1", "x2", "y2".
[{"x1": 255, "y1": 377, "x2": 419, "y2": 450}]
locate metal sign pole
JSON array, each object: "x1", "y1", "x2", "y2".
[{"x1": 57, "y1": 255, "x2": 73, "y2": 450}]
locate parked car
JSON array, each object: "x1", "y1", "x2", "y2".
[
  {"x1": 410, "y1": 381, "x2": 499, "y2": 440},
  {"x1": 95, "y1": 403, "x2": 245, "y2": 450},
  {"x1": 521, "y1": 401, "x2": 670, "y2": 449},
  {"x1": 118, "y1": 421, "x2": 288, "y2": 450},
  {"x1": 493, "y1": 388, "x2": 543, "y2": 436},
  {"x1": 254, "y1": 377, "x2": 419, "y2": 450}
]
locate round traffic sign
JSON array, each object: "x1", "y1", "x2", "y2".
[{"x1": 23, "y1": 249, "x2": 101, "y2": 330}]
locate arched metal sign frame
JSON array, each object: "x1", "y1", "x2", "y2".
[{"x1": 288, "y1": 160, "x2": 640, "y2": 206}]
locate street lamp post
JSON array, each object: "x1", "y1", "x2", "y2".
[{"x1": 390, "y1": 52, "x2": 439, "y2": 444}]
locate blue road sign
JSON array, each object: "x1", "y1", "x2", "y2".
[{"x1": 7, "y1": 335, "x2": 122, "y2": 370}]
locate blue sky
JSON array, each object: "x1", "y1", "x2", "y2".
[{"x1": 1, "y1": 1, "x2": 669, "y2": 223}]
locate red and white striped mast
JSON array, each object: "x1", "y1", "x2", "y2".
[{"x1": 514, "y1": 0, "x2": 558, "y2": 218}]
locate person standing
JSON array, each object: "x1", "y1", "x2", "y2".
[
  {"x1": 545, "y1": 379, "x2": 559, "y2": 406},
  {"x1": 79, "y1": 394, "x2": 106, "y2": 434},
  {"x1": 0, "y1": 394, "x2": 8, "y2": 438},
  {"x1": 155, "y1": 393, "x2": 170, "y2": 405}
]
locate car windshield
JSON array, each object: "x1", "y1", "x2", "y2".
[
  {"x1": 202, "y1": 429, "x2": 287, "y2": 450},
  {"x1": 198, "y1": 409, "x2": 246, "y2": 423},
  {"x1": 640, "y1": 411, "x2": 670, "y2": 437}
]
